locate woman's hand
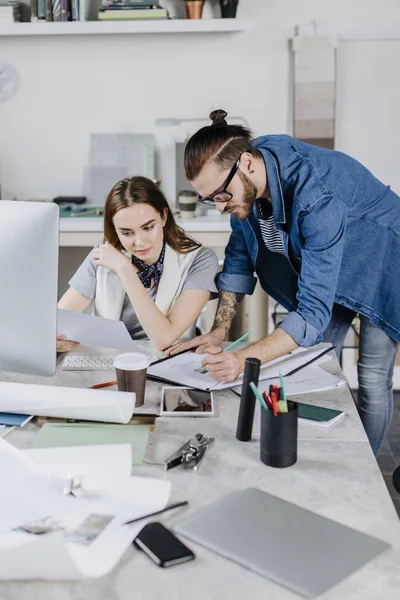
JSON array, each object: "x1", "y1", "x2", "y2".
[
  {"x1": 164, "y1": 328, "x2": 226, "y2": 356},
  {"x1": 92, "y1": 243, "x2": 131, "y2": 276},
  {"x1": 57, "y1": 335, "x2": 79, "y2": 353}
]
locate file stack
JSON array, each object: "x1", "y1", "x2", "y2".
[
  {"x1": 0, "y1": 1, "x2": 21, "y2": 22},
  {"x1": 98, "y1": 1, "x2": 169, "y2": 21}
]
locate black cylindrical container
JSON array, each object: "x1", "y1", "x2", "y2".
[
  {"x1": 260, "y1": 401, "x2": 298, "y2": 467},
  {"x1": 236, "y1": 357, "x2": 261, "y2": 441},
  {"x1": 220, "y1": 0, "x2": 239, "y2": 18}
]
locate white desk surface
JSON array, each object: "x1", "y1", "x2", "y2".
[
  {"x1": 60, "y1": 213, "x2": 231, "y2": 233},
  {"x1": 1, "y1": 342, "x2": 400, "y2": 599}
]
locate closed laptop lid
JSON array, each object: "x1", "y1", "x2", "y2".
[{"x1": 175, "y1": 487, "x2": 390, "y2": 598}]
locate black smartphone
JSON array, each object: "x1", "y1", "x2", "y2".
[{"x1": 134, "y1": 522, "x2": 195, "y2": 568}]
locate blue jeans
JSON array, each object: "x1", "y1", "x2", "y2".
[{"x1": 322, "y1": 303, "x2": 399, "y2": 455}]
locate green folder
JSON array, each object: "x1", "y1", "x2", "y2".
[{"x1": 34, "y1": 423, "x2": 150, "y2": 465}]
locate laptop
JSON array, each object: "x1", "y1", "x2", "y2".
[{"x1": 175, "y1": 487, "x2": 390, "y2": 598}]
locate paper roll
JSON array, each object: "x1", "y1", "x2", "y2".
[{"x1": 0, "y1": 382, "x2": 135, "y2": 424}]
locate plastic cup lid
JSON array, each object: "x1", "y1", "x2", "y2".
[{"x1": 113, "y1": 352, "x2": 150, "y2": 371}]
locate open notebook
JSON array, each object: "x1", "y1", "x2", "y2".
[{"x1": 147, "y1": 345, "x2": 334, "y2": 391}]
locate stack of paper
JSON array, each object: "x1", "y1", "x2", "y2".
[
  {"x1": 0, "y1": 439, "x2": 171, "y2": 580},
  {"x1": 34, "y1": 423, "x2": 150, "y2": 466}
]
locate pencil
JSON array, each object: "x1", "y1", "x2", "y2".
[{"x1": 90, "y1": 380, "x2": 117, "y2": 389}]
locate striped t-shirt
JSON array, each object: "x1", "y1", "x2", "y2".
[{"x1": 258, "y1": 200, "x2": 285, "y2": 255}]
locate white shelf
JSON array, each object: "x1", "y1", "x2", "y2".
[{"x1": 0, "y1": 19, "x2": 250, "y2": 37}]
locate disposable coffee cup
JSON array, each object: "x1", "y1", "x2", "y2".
[
  {"x1": 178, "y1": 190, "x2": 197, "y2": 219},
  {"x1": 113, "y1": 353, "x2": 150, "y2": 408}
]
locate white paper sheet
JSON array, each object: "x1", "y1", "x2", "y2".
[
  {"x1": 58, "y1": 309, "x2": 135, "y2": 352},
  {"x1": 0, "y1": 475, "x2": 171, "y2": 580},
  {"x1": 0, "y1": 381, "x2": 135, "y2": 423},
  {"x1": 232, "y1": 365, "x2": 345, "y2": 396},
  {"x1": 0, "y1": 439, "x2": 77, "y2": 534},
  {"x1": 24, "y1": 444, "x2": 132, "y2": 479},
  {"x1": 148, "y1": 345, "x2": 335, "y2": 391}
]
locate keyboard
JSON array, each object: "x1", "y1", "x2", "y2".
[{"x1": 62, "y1": 356, "x2": 116, "y2": 371}]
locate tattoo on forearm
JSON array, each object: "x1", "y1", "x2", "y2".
[{"x1": 212, "y1": 291, "x2": 245, "y2": 333}]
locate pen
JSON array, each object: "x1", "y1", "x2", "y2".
[
  {"x1": 123, "y1": 501, "x2": 189, "y2": 525},
  {"x1": 90, "y1": 380, "x2": 117, "y2": 389},
  {"x1": 270, "y1": 389, "x2": 279, "y2": 417},
  {"x1": 197, "y1": 331, "x2": 251, "y2": 374},
  {"x1": 262, "y1": 390, "x2": 273, "y2": 410}
]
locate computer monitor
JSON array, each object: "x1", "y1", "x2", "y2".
[{"x1": 0, "y1": 201, "x2": 59, "y2": 376}]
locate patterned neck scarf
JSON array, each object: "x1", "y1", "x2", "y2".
[{"x1": 131, "y1": 243, "x2": 166, "y2": 289}]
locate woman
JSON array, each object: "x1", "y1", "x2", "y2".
[
  {"x1": 168, "y1": 109, "x2": 400, "y2": 455},
  {"x1": 58, "y1": 176, "x2": 218, "y2": 352}
]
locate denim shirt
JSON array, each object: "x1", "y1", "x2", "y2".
[{"x1": 217, "y1": 135, "x2": 400, "y2": 346}]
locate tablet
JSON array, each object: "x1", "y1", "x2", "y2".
[{"x1": 161, "y1": 387, "x2": 214, "y2": 417}]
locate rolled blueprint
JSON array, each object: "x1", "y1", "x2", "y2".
[{"x1": 0, "y1": 381, "x2": 135, "y2": 424}]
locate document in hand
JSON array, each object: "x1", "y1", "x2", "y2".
[
  {"x1": 0, "y1": 381, "x2": 135, "y2": 423},
  {"x1": 147, "y1": 345, "x2": 334, "y2": 391},
  {"x1": 57, "y1": 309, "x2": 135, "y2": 352}
]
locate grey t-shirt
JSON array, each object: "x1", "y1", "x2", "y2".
[{"x1": 69, "y1": 245, "x2": 219, "y2": 340}]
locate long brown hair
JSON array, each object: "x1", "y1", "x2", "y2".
[
  {"x1": 104, "y1": 176, "x2": 201, "y2": 254},
  {"x1": 184, "y1": 109, "x2": 260, "y2": 180}
]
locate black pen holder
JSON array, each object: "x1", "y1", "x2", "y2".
[{"x1": 260, "y1": 401, "x2": 298, "y2": 468}]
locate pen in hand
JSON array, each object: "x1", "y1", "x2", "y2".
[{"x1": 195, "y1": 332, "x2": 251, "y2": 375}]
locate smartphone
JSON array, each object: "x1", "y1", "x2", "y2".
[
  {"x1": 134, "y1": 522, "x2": 195, "y2": 568},
  {"x1": 161, "y1": 386, "x2": 214, "y2": 416}
]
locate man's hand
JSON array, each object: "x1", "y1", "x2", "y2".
[
  {"x1": 92, "y1": 243, "x2": 131, "y2": 276},
  {"x1": 164, "y1": 329, "x2": 226, "y2": 356},
  {"x1": 56, "y1": 335, "x2": 79, "y2": 353},
  {"x1": 201, "y1": 351, "x2": 243, "y2": 383}
]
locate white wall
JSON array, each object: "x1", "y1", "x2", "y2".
[
  {"x1": 336, "y1": 39, "x2": 400, "y2": 194},
  {"x1": 1, "y1": 0, "x2": 400, "y2": 203}
]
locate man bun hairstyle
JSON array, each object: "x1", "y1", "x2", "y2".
[
  {"x1": 184, "y1": 109, "x2": 259, "y2": 180},
  {"x1": 209, "y1": 109, "x2": 228, "y2": 127}
]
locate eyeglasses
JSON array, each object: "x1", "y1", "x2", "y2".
[{"x1": 197, "y1": 158, "x2": 240, "y2": 206}]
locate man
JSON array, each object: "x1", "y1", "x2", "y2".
[{"x1": 166, "y1": 109, "x2": 400, "y2": 455}]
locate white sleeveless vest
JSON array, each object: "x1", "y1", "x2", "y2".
[{"x1": 93, "y1": 244, "x2": 201, "y2": 340}]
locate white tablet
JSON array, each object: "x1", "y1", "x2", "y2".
[{"x1": 161, "y1": 387, "x2": 214, "y2": 417}]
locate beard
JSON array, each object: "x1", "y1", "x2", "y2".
[{"x1": 227, "y1": 171, "x2": 258, "y2": 220}]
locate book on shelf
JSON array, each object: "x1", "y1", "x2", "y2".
[
  {"x1": 98, "y1": 2, "x2": 168, "y2": 20},
  {"x1": 98, "y1": 8, "x2": 169, "y2": 20},
  {"x1": 0, "y1": 0, "x2": 22, "y2": 22},
  {"x1": 51, "y1": 0, "x2": 60, "y2": 21},
  {"x1": 102, "y1": 2, "x2": 162, "y2": 7},
  {"x1": 45, "y1": 0, "x2": 53, "y2": 21}
]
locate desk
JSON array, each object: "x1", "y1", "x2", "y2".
[
  {"x1": 1, "y1": 343, "x2": 400, "y2": 599},
  {"x1": 59, "y1": 213, "x2": 232, "y2": 249}
]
